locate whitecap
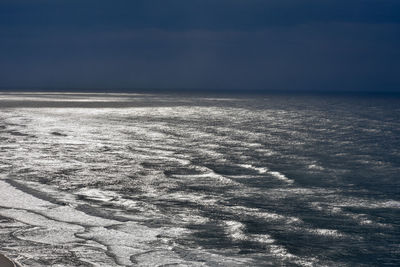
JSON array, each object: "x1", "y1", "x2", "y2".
[
  {"x1": 269, "y1": 171, "x2": 294, "y2": 184},
  {"x1": 310, "y1": 228, "x2": 345, "y2": 238},
  {"x1": 238, "y1": 164, "x2": 268, "y2": 174},
  {"x1": 223, "y1": 220, "x2": 247, "y2": 241},
  {"x1": 308, "y1": 164, "x2": 325, "y2": 170}
]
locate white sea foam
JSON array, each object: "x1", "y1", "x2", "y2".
[
  {"x1": 308, "y1": 164, "x2": 325, "y2": 170},
  {"x1": 222, "y1": 220, "x2": 317, "y2": 266},
  {"x1": 238, "y1": 165, "x2": 294, "y2": 185},
  {"x1": 158, "y1": 192, "x2": 218, "y2": 205},
  {"x1": 0, "y1": 180, "x2": 202, "y2": 266},
  {"x1": 76, "y1": 188, "x2": 119, "y2": 202},
  {"x1": 255, "y1": 148, "x2": 277, "y2": 156},
  {"x1": 223, "y1": 220, "x2": 247, "y2": 241},
  {"x1": 239, "y1": 164, "x2": 268, "y2": 174},
  {"x1": 269, "y1": 171, "x2": 294, "y2": 184},
  {"x1": 310, "y1": 228, "x2": 345, "y2": 238},
  {"x1": 310, "y1": 200, "x2": 394, "y2": 229},
  {"x1": 225, "y1": 205, "x2": 302, "y2": 225},
  {"x1": 76, "y1": 188, "x2": 162, "y2": 215},
  {"x1": 252, "y1": 234, "x2": 275, "y2": 244},
  {"x1": 172, "y1": 168, "x2": 238, "y2": 186}
]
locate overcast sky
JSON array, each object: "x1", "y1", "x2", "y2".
[{"x1": 1, "y1": 0, "x2": 399, "y2": 92}]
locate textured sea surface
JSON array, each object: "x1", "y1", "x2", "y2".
[{"x1": 0, "y1": 92, "x2": 399, "y2": 266}]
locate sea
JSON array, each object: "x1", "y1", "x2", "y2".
[{"x1": 0, "y1": 92, "x2": 399, "y2": 266}]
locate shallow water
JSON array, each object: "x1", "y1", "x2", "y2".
[{"x1": 0, "y1": 92, "x2": 399, "y2": 266}]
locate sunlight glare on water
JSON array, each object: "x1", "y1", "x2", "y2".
[{"x1": 0, "y1": 92, "x2": 399, "y2": 266}]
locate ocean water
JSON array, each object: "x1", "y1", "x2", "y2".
[{"x1": 0, "y1": 92, "x2": 399, "y2": 266}]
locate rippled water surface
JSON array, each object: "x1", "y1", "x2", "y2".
[{"x1": 0, "y1": 92, "x2": 399, "y2": 266}]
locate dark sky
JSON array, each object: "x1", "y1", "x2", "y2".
[{"x1": 1, "y1": 0, "x2": 399, "y2": 92}]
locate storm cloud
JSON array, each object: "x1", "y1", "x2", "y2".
[{"x1": 1, "y1": 0, "x2": 399, "y2": 92}]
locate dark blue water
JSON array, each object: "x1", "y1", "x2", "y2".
[{"x1": 0, "y1": 93, "x2": 399, "y2": 266}]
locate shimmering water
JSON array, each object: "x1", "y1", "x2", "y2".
[{"x1": 0, "y1": 92, "x2": 399, "y2": 266}]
